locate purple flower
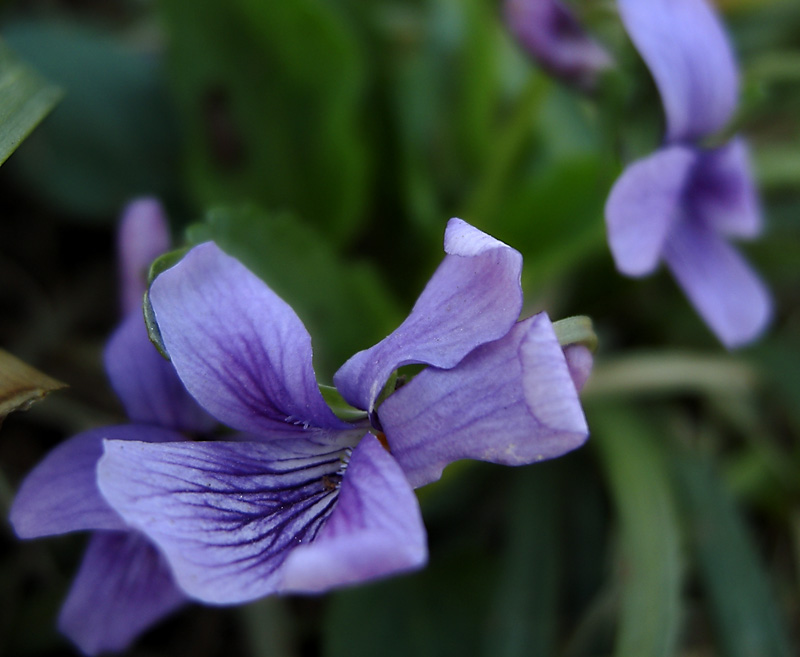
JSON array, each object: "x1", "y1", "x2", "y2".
[
  {"x1": 505, "y1": 0, "x2": 613, "y2": 90},
  {"x1": 95, "y1": 218, "x2": 589, "y2": 605},
  {"x1": 9, "y1": 199, "x2": 213, "y2": 655},
  {"x1": 605, "y1": 0, "x2": 771, "y2": 348}
]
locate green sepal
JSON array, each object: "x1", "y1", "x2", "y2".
[
  {"x1": 142, "y1": 246, "x2": 192, "y2": 360},
  {"x1": 552, "y1": 315, "x2": 598, "y2": 352},
  {"x1": 319, "y1": 384, "x2": 368, "y2": 422}
]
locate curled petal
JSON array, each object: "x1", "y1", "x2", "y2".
[
  {"x1": 618, "y1": 0, "x2": 738, "y2": 142},
  {"x1": 280, "y1": 434, "x2": 427, "y2": 593},
  {"x1": 379, "y1": 313, "x2": 588, "y2": 489},
  {"x1": 688, "y1": 138, "x2": 762, "y2": 238},
  {"x1": 663, "y1": 221, "x2": 771, "y2": 348},
  {"x1": 97, "y1": 438, "x2": 354, "y2": 604},
  {"x1": 117, "y1": 198, "x2": 171, "y2": 316},
  {"x1": 564, "y1": 344, "x2": 594, "y2": 392},
  {"x1": 104, "y1": 311, "x2": 215, "y2": 433},
  {"x1": 59, "y1": 532, "x2": 186, "y2": 656},
  {"x1": 150, "y1": 242, "x2": 349, "y2": 436},
  {"x1": 335, "y1": 218, "x2": 523, "y2": 412},
  {"x1": 10, "y1": 425, "x2": 184, "y2": 538},
  {"x1": 605, "y1": 145, "x2": 696, "y2": 276},
  {"x1": 505, "y1": 0, "x2": 613, "y2": 90}
]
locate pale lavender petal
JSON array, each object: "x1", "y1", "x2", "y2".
[
  {"x1": 663, "y1": 221, "x2": 771, "y2": 348},
  {"x1": 104, "y1": 311, "x2": 215, "y2": 433},
  {"x1": 150, "y1": 242, "x2": 350, "y2": 436},
  {"x1": 279, "y1": 435, "x2": 427, "y2": 593},
  {"x1": 335, "y1": 218, "x2": 523, "y2": 412},
  {"x1": 379, "y1": 313, "x2": 588, "y2": 488},
  {"x1": 59, "y1": 532, "x2": 186, "y2": 656},
  {"x1": 10, "y1": 425, "x2": 184, "y2": 537},
  {"x1": 97, "y1": 438, "x2": 355, "y2": 604},
  {"x1": 564, "y1": 344, "x2": 593, "y2": 392},
  {"x1": 605, "y1": 145, "x2": 696, "y2": 276},
  {"x1": 505, "y1": 0, "x2": 613, "y2": 90},
  {"x1": 618, "y1": 0, "x2": 738, "y2": 142},
  {"x1": 117, "y1": 198, "x2": 171, "y2": 316},
  {"x1": 688, "y1": 138, "x2": 762, "y2": 238}
]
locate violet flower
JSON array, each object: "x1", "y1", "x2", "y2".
[
  {"x1": 96, "y1": 218, "x2": 589, "y2": 605},
  {"x1": 605, "y1": 0, "x2": 771, "y2": 348},
  {"x1": 9, "y1": 199, "x2": 213, "y2": 655},
  {"x1": 504, "y1": 0, "x2": 613, "y2": 90}
]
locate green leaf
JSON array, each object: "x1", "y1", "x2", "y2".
[
  {"x1": 0, "y1": 39, "x2": 61, "y2": 166},
  {"x1": 675, "y1": 453, "x2": 793, "y2": 657},
  {"x1": 160, "y1": 0, "x2": 368, "y2": 243},
  {"x1": 591, "y1": 404, "x2": 683, "y2": 657},
  {"x1": 186, "y1": 205, "x2": 402, "y2": 379}
]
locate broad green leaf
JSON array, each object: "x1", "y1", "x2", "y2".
[
  {"x1": 0, "y1": 349, "x2": 65, "y2": 422},
  {"x1": 591, "y1": 405, "x2": 683, "y2": 657},
  {"x1": 160, "y1": 0, "x2": 368, "y2": 244},
  {"x1": 0, "y1": 39, "x2": 61, "y2": 166},
  {"x1": 3, "y1": 21, "x2": 180, "y2": 220},
  {"x1": 675, "y1": 453, "x2": 793, "y2": 657},
  {"x1": 186, "y1": 206, "x2": 402, "y2": 379}
]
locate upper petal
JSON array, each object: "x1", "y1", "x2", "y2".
[
  {"x1": 605, "y1": 145, "x2": 697, "y2": 276},
  {"x1": 10, "y1": 424, "x2": 185, "y2": 538},
  {"x1": 149, "y1": 242, "x2": 349, "y2": 436},
  {"x1": 663, "y1": 220, "x2": 771, "y2": 348},
  {"x1": 117, "y1": 198, "x2": 171, "y2": 316},
  {"x1": 618, "y1": 0, "x2": 738, "y2": 142},
  {"x1": 687, "y1": 138, "x2": 762, "y2": 238},
  {"x1": 279, "y1": 434, "x2": 427, "y2": 593},
  {"x1": 505, "y1": 0, "x2": 613, "y2": 90},
  {"x1": 97, "y1": 438, "x2": 352, "y2": 604},
  {"x1": 104, "y1": 310, "x2": 215, "y2": 433},
  {"x1": 334, "y1": 218, "x2": 523, "y2": 412},
  {"x1": 378, "y1": 313, "x2": 589, "y2": 488},
  {"x1": 58, "y1": 532, "x2": 186, "y2": 656}
]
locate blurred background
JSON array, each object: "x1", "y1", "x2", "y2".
[{"x1": 0, "y1": 0, "x2": 798, "y2": 655}]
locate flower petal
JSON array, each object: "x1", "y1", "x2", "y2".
[
  {"x1": 58, "y1": 532, "x2": 186, "y2": 656},
  {"x1": 378, "y1": 313, "x2": 588, "y2": 488},
  {"x1": 688, "y1": 138, "x2": 762, "y2": 238},
  {"x1": 149, "y1": 242, "x2": 349, "y2": 436},
  {"x1": 10, "y1": 425, "x2": 185, "y2": 537},
  {"x1": 663, "y1": 220, "x2": 771, "y2": 348},
  {"x1": 104, "y1": 310, "x2": 215, "y2": 433},
  {"x1": 505, "y1": 0, "x2": 613, "y2": 90},
  {"x1": 618, "y1": 0, "x2": 738, "y2": 142},
  {"x1": 334, "y1": 218, "x2": 523, "y2": 412},
  {"x1": 564, "y1": 343, "x2": 594, "y2": 392},
  {"x1": 605, "y1": 145, "x2": 696, "y2": 276},
  {"x1": 279, "y1": 434, "x2": 427, "y2": 593},
  {"x1": 117, "y1": 198, "x2": 171, "y2": 316},
  {"x1": 97, "y1": 438, "x2": 354, "y2": 604}
]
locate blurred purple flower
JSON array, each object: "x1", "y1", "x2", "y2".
[
  {"x1": 10, "y1": 199, "x2": 213, "y2": 656},
  {"x1": 605, "y1": 0, "x2": 771, "y2": 348},
  {"x1": 505, "y1": 0, "x2": 613, "y2": 90},
  {"x1": 96, "y1": 218, "x2": 589, "y2": 605}
]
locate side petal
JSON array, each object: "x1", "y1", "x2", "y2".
[
  {"x1": 564, "y1": 344, "x2": 594, "y2": 392},
  {"x1": 10, "y1": 425, "x2": 185, "y2": 537},
  {"x1": 378, "y1": 313, "x2": 589, "y2": 489},
  {"x1": 505, "y1": 0, "x2": 613, "y2": 90},
  {"x1": 688, "y1": 138, "x2": 762, "y2": 238},
  {"x1": 104, "y1": 310, "x2": 215, "y2": 433},
  {"x1": 117, "y1": 198, "x2": 171, "y2": 316},
  {"x1": 58, "y1": 532, "x2": 186, "y2": 656},
  {"x1": 97, "y1": 438, "x2": 353, "y2": 604},
  {"x1": 149, "y1": 242, "x2": 349, "y2": 436},
  {"x1": 334, "y1": 218, "x2": 523, "y2": 412},
  {"x1": 618, "y1": 0, "x2": 738, "y2": 143},
  {"x1": 663, "y1": 221, "x2": 771, "y2": 348},
  {"x1": 279, "y1": 434, "x2": 427, "y2": 593},
  {"x1": 605, "y1": 145, "x2": 696, "y2": 276}
]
